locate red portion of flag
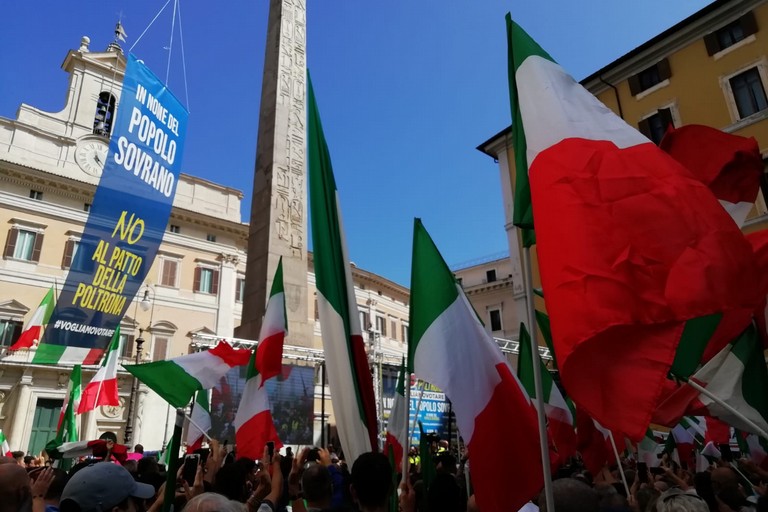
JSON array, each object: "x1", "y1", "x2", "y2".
[
  {"x1": 576, "y1": 413, "x2": 611, "y2": 476},
  {"x1": 468, "y1": 363, "x2": 543, "y2": 512},
  {"x1": 660, "y1": 125, "x2": 762, "y2": 205},
  {"x1": 9, "y1": 326, "x2": 41, "y2": 351},
  {"x1": 384, "y1": 432, "x2": 404, "y2": 473},
  {"x1": 747, "y1": 230, "x2": 768, "y2": 348},
  {"x1": 256, "y1": 331, "x2": 286, "y2": 383},
  {"x1": 531, "y1": 139, "x2": 760, "y2": 441},
  {"x1": 350, "y1": 333, "x2": 379, "y2": 452}
]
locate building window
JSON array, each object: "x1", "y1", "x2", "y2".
[
  {"x1": 84, "y1": 203, "x2": 91, "y2": 212},
  {"x1": 489, "y1": 309, "x2": 502, "y2": 332},
  {"x1": 360, "y1": 311, "x2": 370, "y2": 331},
  {"x1": 730, "y1": 68, "x2": 768, "y2": 119},
  {"x1": 194, "y1": 266, "x2": 219, "y2": 295},
  {"x1": 152, "y1": 336, "x2": 169, "y2": 361},
  {"x1": 486, "y1": 269, "x2": 497, "y2": 283},
  {"x1": 628, "y1": 58, "x2": 671, "y2": 95},
  {"x1": 169, "y1": 225, "x2": 180, "y2": 234},
  {"x1": 705, "y1": 12, "x2": 758, "y2": 55},
  {"x1": 62, "y1": 240, "x2": 80, "y2": 269},
  {"x1": 638, "y1": 108, "x2": 674, "y2": 145},
  {"x1": 401, "y1": 324, "x2": 409, "y2": 343},
  {"x1": 206, "y1": 234, "x2": 216, "y2": 243},
  {"x1": 4, "y1": 228, "x2": 43, "y2": 262},
  {"x1": 29, "y1": 190, "x2": 43, "y2": 201},
  {"x1": 0, "y1": 319, "x2": 23, "y2": 347},
  {"x1": 160, "y1": 258, "x2": 179, "y2": 288},
  {"x1": 120, "y1": 334, "x2": 135, "y2": 359},
  {"x1": 93, "y1": 92, "x2": 116, "y2": 137},
  {"x1": 236, "y1": 277, "x2": 246, "y2": 303},
  {"x1": 376, "y1": 315, "x2": 387, "y2": 337},
  {"x1": 391, "y1": 320, "x2": 398, "y2": 341}
]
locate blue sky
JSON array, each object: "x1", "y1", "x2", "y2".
[{"x1": 0, "y1": 1, "x2": 712, "y2": 286}]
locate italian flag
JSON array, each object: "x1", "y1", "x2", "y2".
[
  {"x1": 78, "y1": 327, "x2": 123, "y2": 414},
  {"x1": 660, "y1": 124, "x2": 763, "y2": 228},
  {"x1": 737, "y1": 430, "x2": 768, "y2": 468},
  {"x1": 638, "y1": 430, "x2": 662, "y2": 467},
  {"x1": 384, "y1": 359, "x2": 408, "y2": 473},
  {"x1": 576, "y1": 412, "x2": 613, "y2": 476},
  {"x1": 308, "y1": 72, "x2": 378, "y2": 462},
  {"x1": 256, "y1": 258, "x2": 287, "y2": 384},
  {"x1": 517, "y1": 322, "x2": 576, "y2": 465},
  {"x1": 409, "y1": 219, "x2": 543, "y2": 512},
  {"x1": 57, "y1": 365, "x2": 81, "y2": 439},
  {"x1": 186, "y1": 390, "x2": 211, "y2": 453},
  {"x1": 234, "y1": 349, "x2": 282, "y2": 461},
  {"x1": 10, "y1": 286, "x2": 54, "y2": 350},
  {"x1": 48, "y1": 439, "x2": 128, "y2": 463},
  {"x1": 506, "y1": 16, "x2": 760, "y2": 441},
  {"x1": 123, "y1": 341, "x2": 251, "y2": 408},
  {"x1": 0, "y1": 429, "x2": 11, "y2": 456}
]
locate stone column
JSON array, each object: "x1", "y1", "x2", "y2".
[
  {"x1": 236, "y1": 0, "x2": 310, "y2": 347},
  {"x1": 216, "y1": 254, "x2": 239, "y2": 337},
  {"x1": 9, "y1": 369, "x2": 33, "y2": 451}
]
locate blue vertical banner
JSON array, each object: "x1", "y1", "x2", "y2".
[{"x1": 36, "y1": 54, "x2": 188, "y2": 364}]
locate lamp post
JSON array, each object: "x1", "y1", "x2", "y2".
[{"x1": 124, "y1": 285, "x2": 155, "y2": 446}]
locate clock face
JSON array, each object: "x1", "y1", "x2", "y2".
[{"x1": 75, "y1": 140, "x2": 109, "y2": 177}]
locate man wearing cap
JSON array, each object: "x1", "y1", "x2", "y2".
[{"x1": 59, "y1": 462, "x2": 155, "y2": 512}]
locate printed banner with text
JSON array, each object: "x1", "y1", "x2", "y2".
[{"x1": 35, "y1": 54, "x2": 188, "y2": 364}]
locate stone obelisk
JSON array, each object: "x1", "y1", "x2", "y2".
[{"x1": 236, "y1": 0, "x2": 310, "y2": 346}]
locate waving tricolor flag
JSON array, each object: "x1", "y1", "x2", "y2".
[
  {"x1": 409, "y1": 219, "x2": 542, "y2": 512},
  {"x1": 506, "y1": 15, "x2": 760, "y2": 441},
  {"x1": 308, "y1": 73, "x2": 378, "y2": 462},
  {"x1": 234, "y1": 348, "x2": 282, "y2": 461},
  {"x1": 78, "y1": 328, "x2": 123, "y2": 414},
  {"x1": 46, "y1": 365, "x2": 81, "y2": 457},
  {"x1": 0, "y1": 429, "x2": 11, "y2": 456},
  {"x1": 124, "y1": 341, "x2": 251, "y2": 408},
  {"x1": 10, "y1": 286, "x2": 54, "y2": 350},
  {"x1": 256, "y1": 258, "x2": 287, "y2": 383}
]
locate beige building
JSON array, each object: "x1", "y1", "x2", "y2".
[{"x1": 478, "y1": 0, "x2": 768, "y2": 348}]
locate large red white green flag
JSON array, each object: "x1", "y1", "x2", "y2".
[
  {"x1": 9, "y1": 286, "x2": 55, "y2": 351},
  {"x1": 234, "y1": 349, "x2": 282, "y2": 461},
  {"x1": 409, "y1": 219, "x2": 543, "y2": 512},
  {"x1": 56, "y1": 365, "x2": 81, "y2": 444},
  {"x1": 78, "y1": 327, "x2": 122, "y2": 414},
  {"x1": 506, "y1": 15, "x2": 760, "y2": 441},
  {"x1": 124, "y1": 342, "x2": 251, "y2": 408},
  {"x1": 256, "y1": 258, "x2": 287, "y2": 384},
  {"x1": 308, "y1": 73, "x2": 378, "y2": 462}
]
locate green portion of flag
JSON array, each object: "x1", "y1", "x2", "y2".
[
  {"x1": 408, "y1": 219, "x2": 459, "y2": 373},
  {"x1": 535, "y1": 310, "x2": 557, "y2": 370},
  {"x1": 670, "y1": 314, "x2": 721, "y2": 378}
]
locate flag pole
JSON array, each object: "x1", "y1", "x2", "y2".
[
  {"x1": 608, "y1": 431, "x2": 630, "y2": 497},
  {"x1": 522, "y1": 246, "x2": 555, "y2": 511},
  {"x1": 184, "y1": 412, "x2": 213, "y2": 442},
  {"x1": 162, "y1": 408, "x2": 184, "y2": 512},
  {"x1": 673, "y1": 373, "x2": 768, "y2": 441}
]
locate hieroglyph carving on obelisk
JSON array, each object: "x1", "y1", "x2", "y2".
[{"x1": 237, "y1": 0, "x2": 310, "y2": 346}]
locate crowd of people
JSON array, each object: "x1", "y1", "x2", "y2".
[{"x1": 2, "y1": 433, "x2": 768, "y2": 512}]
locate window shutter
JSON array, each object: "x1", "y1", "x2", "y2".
[
  {"x1": 741, "y1": 11, "x2": 758, "y2": 38},
  {"x1": 4, "y1": 228, "x2": 18, "y2": 258},
  {"x1": 123, "y1": 335, "x2": 135, "y2": 359},
  {"x1": 703, "y1": 32, "x2": 721, "y2": 56},
  {"x1": 628, "y1": 74, "x2": 642, "y2": 96},
  {"x1": 193, "y1": 266, "x2": 201, "y2": 292},
  {"x1": 63, "y1": 240, "x2": 74, "y2": 268},
  {"x1": 638, "y1": 118, "x2": 652, "y2": 139},
  {"x1": 31, "y1": 233, "x2": 43, "y2": 263},
  {"x1": 162, "y1": 260, "x2": 178, "y2": 287},
  {"x1": 656, "y1": 58, "x2": 671, "y2": 81},
  {"x1": 211, "y1": 269, "x2": 220, "y2": 295},
  {"x1": 658, "y1": 108, "x2": 674, "y2": 132},
  {"x1": 153, "y1": 337, "x2": 169, "y2": 361}
]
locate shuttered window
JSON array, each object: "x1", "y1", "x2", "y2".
[
  {"x1": 628, "y1": 58, "x2": 671, "y2": 96},
  {"x1": 194, "y1": 266, "x2": 219, "y2": 295},
  {"x1": 4, "y1": 228, "x2": 43, "y2": 262},
  {"x1": 160, "y1": 259, "x2": 179, "y2": 288},
  {"x1": 704, "y1": 12, "x2": 758, "y2": 55},
  {"x1": 152, "y1": 336, "x2": 169, "y2": 361}
]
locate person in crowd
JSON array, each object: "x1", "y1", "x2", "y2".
[
  {"x1": 12, "y1": 450, "x2": 25, "y2": 465},
  {"x1": 25, "y1": 455, "x2": 40, "y2": 468},
  {"x1": 0, "y1": 461, "x2": 32, "y2": 512},
  {"x1": 185, "y1": 493, "x2": 246, "y2": 512},
  {"x1": 40, "y1": 468, "x2": 69, "y2": 512},
  {"x1": 58, "y1": 462, "x2": 155, "y2": 512},
  {"x1": 539, "y1": 478, "x2": 600, "y2": 512},
  {"x1": 349, "y1": 452, "x2": 392, "y2": 512},
  {"x1": 427, "y1": 472, "x2": 463, "y2": 512},
  {"x1": 656, "y1": 488, "x2": 709, "y2": 512}
]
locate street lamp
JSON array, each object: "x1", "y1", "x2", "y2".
[{"x1": 124, "y1": 284, "x2": 155, "y2": 446}]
